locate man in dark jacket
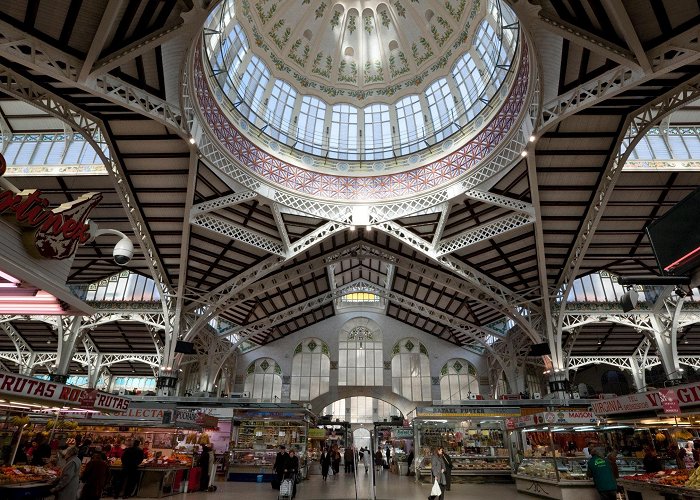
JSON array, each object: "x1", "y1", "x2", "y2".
[
  {"x1": 273, "y1": 445, "x2": 289, "y2": 488},
  {"x1": 120, "y1": 440, "x2": 145, "y2": 498}
]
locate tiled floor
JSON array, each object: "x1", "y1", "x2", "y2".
[{"x1": 177, "y1": 470, "x2": 535, "y2": 499}]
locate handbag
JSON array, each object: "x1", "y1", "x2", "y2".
[{"x1": 430, "y1": 478, "x2": 442, "y2": 497}]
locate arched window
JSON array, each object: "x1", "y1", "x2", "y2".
[
  {"x1": 244, "y1": 358, "x2": 282, "y2": 402},
  {"x1": 391, "y1": 338, "x2": 431, "y2": 401},
  {"x1": 440, "y1": 359, "x2": 479, "y2": 401},
  {"x1": 338, "y1": 318, "x2": 383, "y2": 386},
  {"x1": 323, "y1": 396, "x2": 401, "y2": 424},
  {"x1": 291, "y1": 338, "x2": 331, "y2": 401}
]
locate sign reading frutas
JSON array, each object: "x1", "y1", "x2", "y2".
[
  {"x1": 0, "y1": 154, "x2": 101, "y2": 259},
  {"x1": 0, "y1": 370, "x2": 129, "y2": 412}
]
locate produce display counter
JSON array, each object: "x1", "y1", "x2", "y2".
[
  {"x1": 619, "y1": 478, "x2": 700, "y2": 500},
  {"x1": 618, "y1": 469, "x2": 700, "y2": 500},
  {"x1": 136, "y1": 466, "x2": 191, "y2": 498}
]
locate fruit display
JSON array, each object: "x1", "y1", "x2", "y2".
[
  {"x1": 0, "y1": 465, "x2": 58, "y2": 485},
  {"x1": 686, "y1": 466, "x2": 700, "y2": 489}
]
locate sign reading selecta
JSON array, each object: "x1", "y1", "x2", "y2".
[{"x1": 0, "y1": 154, "x2": 101, "y2": 259}]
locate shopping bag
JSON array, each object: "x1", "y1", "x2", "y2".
[
  {"x1": 329, "y1": 467, "x2": 334, "y2": 476},
  {"x1": 430, "y1": 479, "x2": 442, "y2": 497}
]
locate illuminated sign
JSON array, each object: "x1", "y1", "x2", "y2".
[{"x1": 0, "y1": 159, "x2": 101, "y2": 259}]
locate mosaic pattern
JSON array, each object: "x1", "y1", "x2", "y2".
[{"x1": 194, "y1": 42, "x2": 530, "y2": 202}]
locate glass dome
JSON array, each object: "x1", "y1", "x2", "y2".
[{"x1": 203, "y1": 0, "x2": 520, "y2": 164}]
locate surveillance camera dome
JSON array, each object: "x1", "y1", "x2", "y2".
[{"x1": 113, "y1": 237, "x2": 134, "y2": 265}]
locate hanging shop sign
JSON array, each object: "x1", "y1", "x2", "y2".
[
  {"x1": 0, "y1": 165, "x2": 101, "y2": 259},
  {"x1": 415, "y1": 406, "x2": 521, "y2": 418},
  {"x1": 592, "y1": 380, "x2": 700, "y2": 416},
  {"x1": 659, "y1": 388, "x2": 681, "y2": 415},
  {"x1": 0, "y1": 371, "x2": 129, "y2": 412},
  {"x1": 393, "y1": 428, "x2": 414, "y2": 439},
  {"x1": 308, "y1": 428, "x2": 327, "y2": 438}
]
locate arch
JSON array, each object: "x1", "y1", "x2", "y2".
[
  {"x1": 440, "y1": 358, "x2": 479, "y2": 401},
  {"x1": 309, "y1": 385, "x2": 415, "y2": 418},
  {"x1": 244, "y1": 357, "x2": 283, "y2": 402},
  {"x1": 322, "y1": 396, "x2": 401, "y2": 424},
  {"x1": 391, "y1": 337, "x2": 431, "y2": 402},
  {"x1": 291, "y1": 337, "x2": 331, "y2": 401}
]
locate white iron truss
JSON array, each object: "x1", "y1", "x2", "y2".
[{"x1": 551, "y1": 75, "x2": 700, "y2": 371}]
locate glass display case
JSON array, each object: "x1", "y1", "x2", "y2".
[
  {"x1": 228, "y1": 409, "x2": 312, "y2": 482},
  {"x1": 513, "y1": 457, "x2": 598, "y2": 500},
  {"x1": 414, "y1": 418, "x2": 513, "y2": 482}
]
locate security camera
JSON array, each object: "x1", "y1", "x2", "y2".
[{"x1": 113, "y1": 237, "x2": 134, "y2": 265}]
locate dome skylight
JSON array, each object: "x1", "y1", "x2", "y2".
[{"x1": 203, "y1": 0, "x2": 520, "y2": 163}]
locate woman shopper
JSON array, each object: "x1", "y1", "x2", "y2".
[
  {"x1": 50, "y1": 446, "x2": 81, "y2": 500},
  {"x1": 430, "y1": 447, "x2": 447, "y2": 500}
]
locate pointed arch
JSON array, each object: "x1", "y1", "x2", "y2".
[
  {"x1": 291, "y1": 337, "x2": 331, "y2": 401},
  {"x1": 391, "y1": 337, "x2": 431, "y2": 402},
  {"x1": 244, "y1": 357, "x2": 282, "y2": 402},
  {"x1": 440, "y1": 358, "x2": 479, "y2": 401}
]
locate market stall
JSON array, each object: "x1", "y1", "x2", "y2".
[
  {"x1": 228, "y1": 406, "x2": 313, "y2": 482},
  {"x1": 509, "y1": 410, "x2": 600, "y2": 499},
  {"x1": 413, "y1": 406, "x2": 518, "y2": 483}
]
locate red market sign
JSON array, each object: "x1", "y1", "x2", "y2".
[
  {"x1": 659, "y1": 388, "x2": 681, "y2": 415},
  {"x1": 0, "y1": 371, "x2": 129, "y2": 412},
  {"x1": 0, "y1": 166, "x2": 101, "y2": 259},
  {"x1": 592, "y1": 380, "x2": 700, "y2": 416}
]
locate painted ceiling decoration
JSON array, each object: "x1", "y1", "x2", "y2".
[{"x1": 237, "y1": 0, "x2": 485, "y2": 99}]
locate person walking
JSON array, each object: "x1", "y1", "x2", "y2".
[
  {"x1": 273, "y1": 445, "x2": 289, "y2": 488},
  {"x1": 320, "y1": 447, "x2": 331, "y2": 481},
  {"x1": 374, "y1": 448, "x2": 384, "y2": 473},
  {"x1": 406, "y1": 449, "x2": 415, "y2": 477},
  {"x1": 360, "y1": 447, "x2": 369, "y2": 474},
  {"x1": 430, "y1": 447, "x2": 447, "y2": 500},
  {"x1": 120, "y1": 440, "x2": 145, "y2": 498},
  {"x1": 442, "y1": 450, "x2": 452, "y2": 490},
  {"x1": 331, "y1": 446, "x2": 341, "y2": 477},
  {"x1": 80, "y1": 452, "x2": 111, "y2": 500},
  {"x1": 587, "y1": 448, "x2": 618, "y2": 500},
  {"x1": 50, "y1": 446, "x2": 81, "y2": 500},
  {"x1": 385, "y1": 445, "x2": 391, "y2": 469},
  {"x1": 198, "y1": 445, "x2": 212, "y2": 491},
  {"x1": 344, "y1": 447, "x2": 354, "y2": 474},
  {"x1": 288, "y1": 449, "x2": 299, "y2": 499}
]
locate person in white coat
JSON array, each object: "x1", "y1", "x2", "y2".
[{"x1": 51, "y1": 446, "x2": 81, "y2": 500}]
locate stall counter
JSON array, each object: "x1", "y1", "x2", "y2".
[
  {"x1": 136, "y1": 466, "x2": 191, "y2": 498},
  {"x1": 619, "y1": 478, "x2": 700, "y2": 500}
]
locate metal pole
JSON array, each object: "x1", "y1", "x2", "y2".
[{"x1": 9, "y1": 424, "x2": 26, "y2": 465}]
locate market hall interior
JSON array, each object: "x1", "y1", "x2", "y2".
[{"x1": 1, "y1": 0, "x2": 700, "y2": 499}]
